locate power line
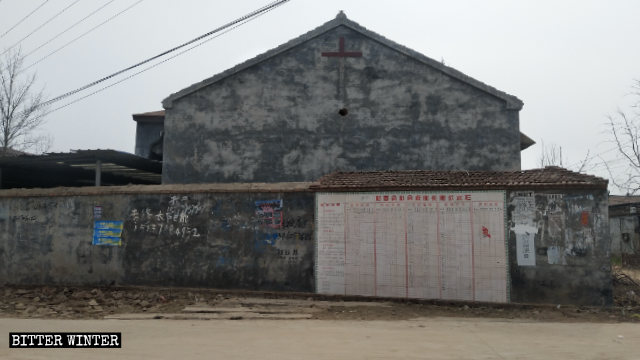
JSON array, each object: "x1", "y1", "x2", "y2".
[
  {"x1": 1, "y1": 0, "x2": 81, "y2": 57},
  {"x1": 40, "y1": 0, "x2": 290, "y2": 107},
  {"x1": 25, "y1": 0, "x2": 145, "y2": 70},
  {"x1": 39, "y1": 2, "x2": 285, "y2": 117},
  {"x1": 24, "y1": 0, "x2": 116, "y2": 59},
  {"x1": 0, "y1": 0, "x2": 50, "y2": 40}
]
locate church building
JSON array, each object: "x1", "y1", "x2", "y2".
[
  {"x1": 145, "y1": 12, "x2": 533, "y2": 184},
  {"x1": 0, "y1": 12, "x2": 612, "y2": 308}
]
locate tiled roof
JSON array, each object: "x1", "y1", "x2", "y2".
[
  {"x1": 311, "y1": 166, "x2": 608, "y2": 191},
  {"x1": 609, "y1": 195, "x2": 640, "y2": 206}
]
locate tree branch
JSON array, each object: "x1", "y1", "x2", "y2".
[{"x1": 0, "y1": 48, "x2": 48, "y2": 152}]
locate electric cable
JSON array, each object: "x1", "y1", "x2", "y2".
[
  {"x1": 0, "y1": 0, "x2": 50, "y2": 40},
  {"x1": 25, "y1": 0, "x2": 145, "y2": 70},
  {"x1": 1, "y1": 0, "x2": 81, "y2": 57},
  {"x1": 39, "y1": 2, "x2": 283, "y2": 118},
  {"x1": 39, "y1": 0, "x2": 289, "y2": 107},
  {"x1": 24, "y1": 0, "x2": 116, "y2": 58}
]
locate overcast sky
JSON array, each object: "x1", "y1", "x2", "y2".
[{"x1": 1, "y1": 0, "x2": 639, "y2": 193}]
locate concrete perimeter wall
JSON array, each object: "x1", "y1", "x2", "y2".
[
  {"x1": 0, "y1": 185, "x2": 611, "y2": 306},
  {"x1": 0, "y1": 184, "x2": 315, "y2": 292},
  {"x1": 507, "y1": 189, "x2": 611, "y2": 306}
]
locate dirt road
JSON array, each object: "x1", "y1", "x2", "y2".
[
  {"x1": 1, "y1": 266, "x2": 639, "y2": 359},
  {"x1": 1, "y1": 317, "x2": 639, "y2": 360},
  {"x1": 2, "y1": 284, "x2": 640, "y2": 322}
]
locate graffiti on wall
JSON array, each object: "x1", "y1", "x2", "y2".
[
  {"x1": 316, "y1": 191, "x2": 508, "y2": 303},
  {"x1": 93, "y1": 220, "x2": 123, "y2": 246},
  {"x1": 251, "y1": 199, "x2": 311, "y2": 265},
  {"x1": 23, "y1": 198, "x2": 74, "y2": 210},
  {"x1": 9, "y1": 214, "x2": 39, "y2": 223},
  {"x1": 9, "y1": 199, "x2": 76, "y2": 224},
  {"x1": 277, "y1": 248, "x2": 300, "y2": 264},
  {"x1": 129, "y1": 195, "x2": 203, "y2": 238},
  {"x1": 9, "y1": 199, "x2": 75, "y2": 221}
]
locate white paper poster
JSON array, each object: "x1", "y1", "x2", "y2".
[
  {"x1": 316, "y1": 196, "x2": 345, "y2": 295},
  {"x1": 512, "y1": 194, "x2": 537, "y2": 266},
  {"x1": 515, "y1": 232, "x2": 536, "y2": 266},
  {"x1": 316, "y1": 191, "x2": 508, "y2": 303}
]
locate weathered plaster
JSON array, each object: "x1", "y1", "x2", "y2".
[
  {"x1": 0, "y1": 190, "x2": 315, "y2": 292},
  {"x1": 0, "y1": 183, "x2": 610, "y2": 306},
  {"x1": 507, "y1": 190, "x2": 611, "y2": 306},
  {"x1": 163, "y1": 23, "x2": 522, "y2": 184},
  {"x1": 134, "y1": 122, "x2": 163, "y2": 159}
]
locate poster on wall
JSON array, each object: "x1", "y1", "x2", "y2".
[
  {"x1": 255, "y1": 199, "x2": 283, "y2": 229},
  {"x1": 93, "y1": 220, "x2": 124, "y2": 246},
  {"x1": 93, "y1": 205, "x2": 103, "y2": 219},
  {"x1": 316, "y1": 191, "x2": 508, "y2": 303},
  {"x1": 511, "y1": 193, "x2": 537, "y2": 266}
]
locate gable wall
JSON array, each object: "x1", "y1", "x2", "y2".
[{"x1": 163, "y1": 26, "x2": 521, "y2": 184}]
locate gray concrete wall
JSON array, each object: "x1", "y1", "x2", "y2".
[
  {"x1": 0, "y1": 185, "x2": 610, "y2": 306},
  {"x1": 610, "y1": 215, "x2": 639, "y2": 255},
  {"x1": 163, "y1": 25, "x2": 521, "y2": 184},
  {"x1": 507, "y1": 190, "x2": 611, "y2": 306},
  {"x1": 134, "y1": 122, "x2": 163, "y2": 159},
  {"x1": 0, "y1": 185, "x2": 314, "y2": 292}
]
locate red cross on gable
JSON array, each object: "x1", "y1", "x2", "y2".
[{"x1": 321, "y1": 37, "x2": 362, "y2": 58}]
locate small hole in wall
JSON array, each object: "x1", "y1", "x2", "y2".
[{"x1": 338, "y1": 108, "x2": 348, "y2": 116}]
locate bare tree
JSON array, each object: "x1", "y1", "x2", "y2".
[
  {"x1": 574, "y1": 150, "x2": 592, "y2": 173},
  {"x1": 606, "y1": 80, "x2": 640, "y2": 194},
  {"x1": 538, "y1": 140, "x2": 591, "y2": 172},
  {"x1": 0, "y1": 48, "x2": 49, "y2": 154},
  {"x1": 538, "y1": 141, "x2": 565, "y2": 168}
]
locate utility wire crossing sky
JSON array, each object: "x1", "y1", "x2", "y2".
[
  {"x1": 0, "y1": 0, "x2": 639, "y2": 194},
  {"x1": 39, "y1": 0, "x2": 291, "y2": 108}
]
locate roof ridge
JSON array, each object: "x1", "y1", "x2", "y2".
[
  {"x1": 163, "y1": 12, "x2": 523, "y2": 109},
  {"x1": 313, "y1": 167, "x2": 608, "y2": 191}
]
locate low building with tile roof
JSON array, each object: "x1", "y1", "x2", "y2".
[
  {"x1": 313, "y1": 167, "x2": 611, "y2": 305},
  {"x1": 0, "y1": 13, "x2": 616, "y2": 308},
  {"x1": 609, "y1": 195, "x2": 640, "y2": 255}
]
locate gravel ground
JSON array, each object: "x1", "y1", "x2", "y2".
[{"x1": 0, "y1": 267, "x2": 638, "y2": 323}]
